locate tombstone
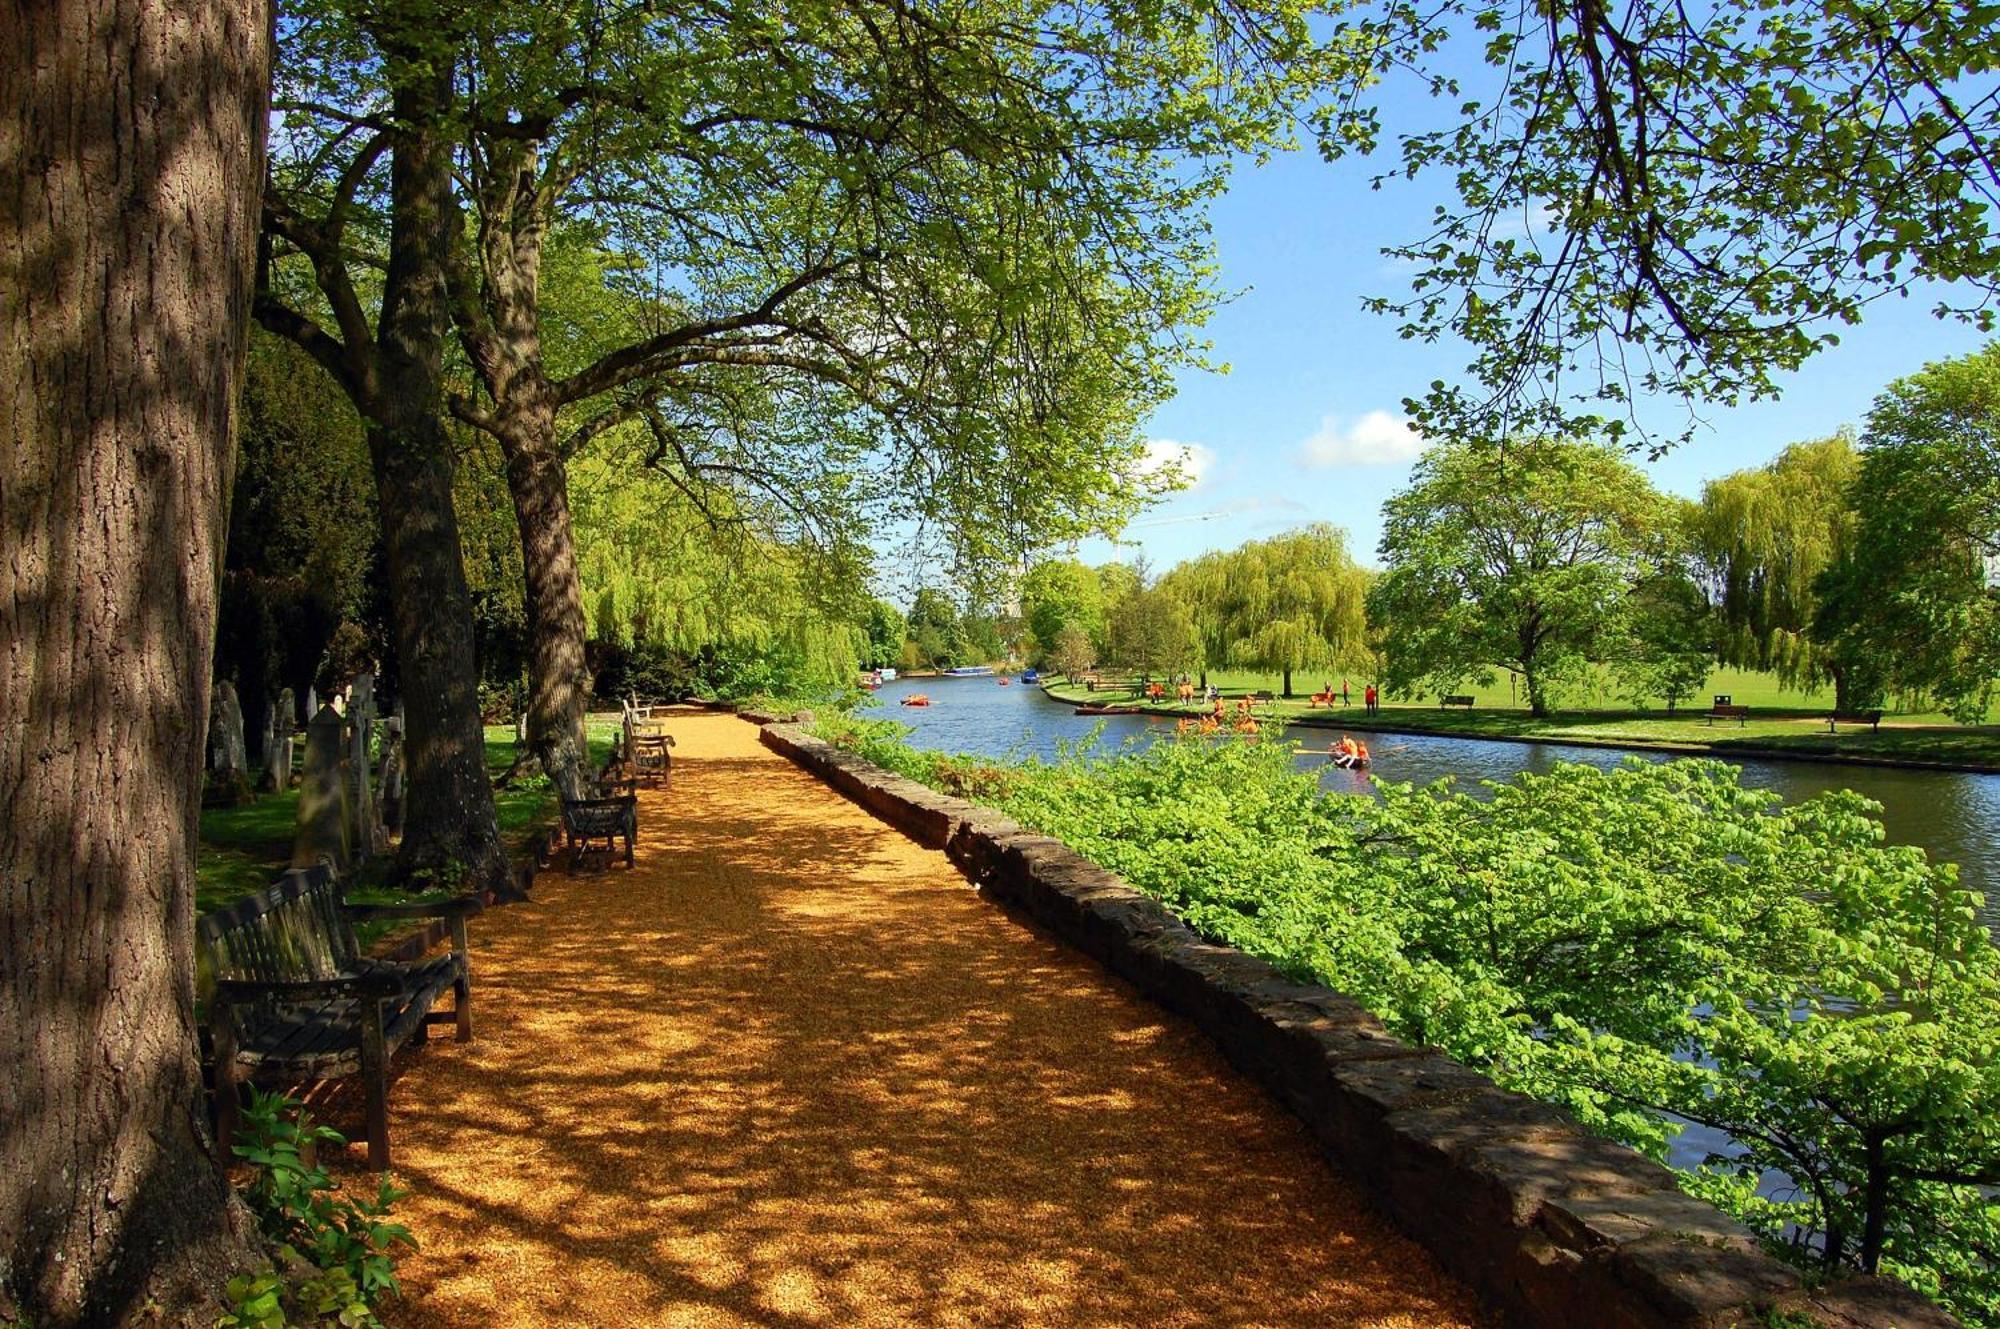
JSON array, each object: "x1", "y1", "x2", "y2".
[
  {"x1": 345, "y1": 671, "x2": 384, "y2": 856},
  {"x1": 305, "y1": 685, "x2": 318, "y2": 721},
  {"x1": 377, "y1": 716, "x2": 407, "y2": 835},
  {"x1": 260, "y1": 686, "x2": 296, "y2": 793},
  {"x1": 516, "y1": 705, "x2": 529, "y2": 746},
  {"x1": 291, "y1": 704, "x2": 350, "y2": 870},
  {"x1": 209, "y1": 681, "x2": 247, "y2": 773}
]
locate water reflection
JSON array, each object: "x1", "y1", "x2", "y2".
[{"x1": 866, "y1": 675, "x2": 2000, "y2": 927}]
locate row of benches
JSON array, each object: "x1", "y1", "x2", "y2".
[
  {"x1": 202, "y1": 717, "x2": 677, "y2": 1169},
  {"x1": 1437, "y1": 693, "x2": 1884, "y2": 731}
]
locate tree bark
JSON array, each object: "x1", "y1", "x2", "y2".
[
  {"x1": 0, "y1": 0, "x2": 269, "y2": 1322},
  {"x1": 450, "y1": 140, "x2": 591, "y2": 799},
  {"x1": 368, "y1": 72, "x2": 514, "y2": 895},
  {"x1": 498, "y1": 415, "x2": 591, "y2": 800}
]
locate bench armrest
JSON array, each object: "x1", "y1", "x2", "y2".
[{"x1": 344, "y1": 894, "x2": 484, "y2": 922}]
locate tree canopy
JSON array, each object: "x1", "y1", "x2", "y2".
[{"x1": 1369, "y1": 437, "x2": 1670, "y2": 714}]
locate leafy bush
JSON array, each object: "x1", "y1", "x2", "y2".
[
  {"x1": 224, "y1": 1090, "x2": 416, "y2": 1327},
  {"x1": 818, "y1": 719, "x2": 2000, "y2": 1324}
]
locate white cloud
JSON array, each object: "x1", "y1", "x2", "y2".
[
  {"x1": 1138, "y1": 438, "x2": 1217, "y2": 489},
  {"x1": 1297, "y1": 411, "x2": 1425, "y2": 467}
]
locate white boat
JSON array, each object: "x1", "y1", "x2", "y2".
[{"x1": 943, "y1": 665, "x2": 994, "y2": 677}]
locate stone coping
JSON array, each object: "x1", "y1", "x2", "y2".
[{"x1": 752, "y1": 719, "x2": 1955, "y2": 1329}]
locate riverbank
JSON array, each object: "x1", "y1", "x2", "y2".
[{"x1": 1040, "y1": 678, "x2": 2000, "y2": 774}]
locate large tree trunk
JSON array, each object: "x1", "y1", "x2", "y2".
[
  {"x1": 451, "y1": 143, "x2": 591, "y2": 799},
  {"x1": 0, "y1": 1, "x2": 269, "y2": 1322},
  {"x1": 499, "y1": 414, "x2": 591, "y2": 800},
  {"x1": 371, "y1": 75, "x2": 513, "y2": 897}
]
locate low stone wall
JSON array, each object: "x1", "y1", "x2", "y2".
[{"x1": 756, "y1": 720, "x2": 1954, "y2": 1329}]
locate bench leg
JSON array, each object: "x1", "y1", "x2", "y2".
[
  {"x1": 361, "y1": 1001, "x2": 390, "y2": 1171},
  {"x1": 451, "y1": 917, "x2": 474, "y2": 1042}
]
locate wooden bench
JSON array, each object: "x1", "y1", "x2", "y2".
[
  {"x1": 1706, "y1": 703, "x2": 1751, "y2": 726},
  {"x1": 560, "y1": 789, "x2": 637, "y2": 869},
  {"x1": 199, "y1": 865, "x2": 478, "y2": 1170},
  {"x1": 1439, "y1": 694, "x2": 1475, "y2": 709},
  {"x1": 1827, "y1": 709, "x2": 1884, "y2": 733},
  {"x1": 630, "y1": 728, "x2": 675, "y2": 786}
]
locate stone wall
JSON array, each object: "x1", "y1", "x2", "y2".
[{"x1": 754, "y1": 719, "x2": 1955, "y2": 1329}]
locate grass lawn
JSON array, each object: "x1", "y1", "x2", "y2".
[
  {"x1": 1042, "y1": 668, "x2": 2000, "y2": 769},
  {"x1": 196, "y1": 720, "x2": 619, "y2": 918}
]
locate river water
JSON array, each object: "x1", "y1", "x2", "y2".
[{"x1": 864, "y1": 674, "x2": 2000, "y2": 927}]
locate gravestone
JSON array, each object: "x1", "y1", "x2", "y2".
[
  {"x1": 305, "y1": 685, "x2": 318, "y2": 720},
  {"x1": 378, "y1": 715, "x2": 406, "y2": 835},
  {"x1": 346, "y1": 671, "x2": 384, "y2": 856},
  {"x1": 263, "y1": 686, "x2": 296, "y2": 791},
  {"x1": 291, "y1": 704, "x2": 350, "y2": 870},
  {"x1": 209, "y1": 681, "x2": 247, "y2": 774}
]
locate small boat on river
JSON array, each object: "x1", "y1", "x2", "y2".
[
  {"x1": 901, "y1": 694, "x2": 932, "y2": 707},
  {"x1": 1021, "y1": 669, "x2": 1040, "y2": 684},
  {"x1": 1074, "y1": 703, "x2": 1142, "y2": 716},
  {"x1": 944, "y1": 665, "x2": 994, "y2": 677},
  {"x1": 1328, "y1": 738, "x2": 1371, "y2": 769}
]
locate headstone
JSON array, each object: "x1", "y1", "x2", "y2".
[
  {"x1": 260, "y1": 686, "x2": 296, "y2": 792},
  {"x1": 378, "y1": 716, "x2": 406, "y2": 835},
  {"x1": 209, "y1": 681, "x2": 247, "y2": 773},
  {"x1": 346, "y1": 671, "x2": 384, "y2": 856},
  {"x1": 516, "y1": 705, "x2": 529, "y2": 746},
  {"x1": 305, "y1": 685, "x2": 318, "y2": 723},
  {"x1": 291, "y1": 704, "x2": 350, "y2": 870}
]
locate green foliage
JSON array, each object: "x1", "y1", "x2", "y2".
[
  {"x1": 1818, "y1": 345, "x2": 2000, "y2": 723},
  {"x1": 1370, "y1": 438, "x2": 1673, "y2": 715},
  {"x1": 1105, "y1": 585, "x2": 1196, "y2": 678},
  {"x1": 1021, "y1": 561, "x2": 1107, "y2": 661},
  {"x1": 1695, "y1": 436, "x2": 1858, "y2": 700},
  {"x1": 821, "y1": 722, "x2": 1999, "y2": 1323},
  {"x1": 227, "y1": 1091, "x2": 416, "y2": 1327},
  {"x1": 1154, "y1": 525, "x2": 1371, "y2": 691},
  {"x1": 1342, "y1": 0, "x2": 2000, "y2": 449}
]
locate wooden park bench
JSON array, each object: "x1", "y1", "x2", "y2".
[
  {"x1": 630, "y1": 727, "x2": 675, "y2": 786},
  {"x1": 560, "y1": 786, "x2": 638, "y2": 870},
  {"x1": 199, "y1": 865, "x2": 478, "y2": 1170},
  {"x1": 1706, "y1": 703, "x2": 1751, "y2": 726},
  {"x1": 1439, "y1": 694, "x2": 1475, "y2": 709},
  {"x1": 1827, "y1": 709, "x2": 1884, "y2": 733}
]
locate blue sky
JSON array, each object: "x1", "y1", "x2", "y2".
[{"x1": 1075, "y1": 140, "x2": 1993, "y2": 574}]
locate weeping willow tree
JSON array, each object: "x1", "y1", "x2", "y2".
[
  {"x1": 1156, "y1": 525, "x2": 1371, "y2": 696},
  {"x1": 1692, "y1": 435, "x2": 1860, "y2": 706},
  {"x1": 567, "y1": 409, "x2": 870, "y2": 701}
]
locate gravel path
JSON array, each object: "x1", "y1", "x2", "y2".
[{"x1": 380, "y1": 710, "x2": 1489, "y2": 1328}]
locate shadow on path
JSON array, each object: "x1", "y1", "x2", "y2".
[{"x1": 370, "y1": 714, "x2": 1489, "y2": 1328}]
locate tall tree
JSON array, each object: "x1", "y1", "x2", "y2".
[
  {"x1": 1692, "y1": 435, "x2": 1860, "y2": 705},
  {"x1": 1219, "y1": 525, "x2": 1370, "y2": 697},
  {"x1": 1369, "y1": 438, "x2": 1668, "y2": 715},
  {"x1": 1, "y1": 0, "x2": 270, "y2": 1321},
  {"x1": 259, "y1": 3, "x2": 514, "y2": 892},
  {"x1": 1817, "y1": 345, "x2": 2000, "y2": 720},
  {"x1": 1107, "y1": 585, "x2": 1197, "y2": 680},
  {"x1": 1021, "y1": 560, "x2": 1106, "y2": 661},
  {"x1": 422, "y1": 0, "x2": 1356, "y2": 792},
  {"x1": 1345, "y1": 0, "x2": 2000, "y2": 448}
]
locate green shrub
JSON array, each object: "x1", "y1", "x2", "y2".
[
  {"x1": 819, "y1": 721, "x2": 2000, "y2": 1325},
  {"x1": 223, "y1": 1090, "x2": 416, "y2": 1327}
]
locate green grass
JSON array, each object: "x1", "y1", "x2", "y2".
[
  {"x1": 196, "y1": 720, "x2": 618, "y2": 918},
  {"x1": 1042, "y1": 669, "x2": 2000, "y2": 768}
]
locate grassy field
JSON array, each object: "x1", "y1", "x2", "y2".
[
  {"x1": 1043, "y1": 668, "x2": 2000, "y2": 769},
  {"x1": 197, "y1": 720, "x2": 618, "y2": 917}
]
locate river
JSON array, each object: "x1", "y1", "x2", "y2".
[{"x1": 864, "y1": 673, "x2": 2000, "y2": 928}]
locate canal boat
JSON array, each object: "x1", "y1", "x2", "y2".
[
  {"x1": 943, "y1": 665, "x2": 994, "y2": 677},
  {"x1": 1021, "y1": 668, "x2": 1040, "y2": 683}
]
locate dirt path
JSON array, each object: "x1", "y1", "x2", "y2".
[{"x1": 381, "y1": 710, "x2": 1489, "y2": 1328}]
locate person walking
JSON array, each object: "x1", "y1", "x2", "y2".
[
  {"x1": 1365, "y1": 683, "x2": 1378, "y2": 714},
  {"x1": 1341, "y1": 678, "x2": 1351, "y2": 707}
]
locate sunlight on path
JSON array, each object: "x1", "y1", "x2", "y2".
[{"x1": 383, "y1": 710, "x2": 1489, "y2": 1328}]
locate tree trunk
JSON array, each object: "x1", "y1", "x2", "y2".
[
  {"x1": 1281, "y1": 667, "x2": 1293, "y2": 698},
  {"x1": 450, "y1": 141, "x2": 590, "y2": 799},
  {"x1": 498, "y1": 413, "x2": 590, "y2": 800},
  {"x1": 0, "y1": 0, "x2": 269, "y2": 1322},
  {"x1": 1522, "y1": 662, "x2": 1549, "y2": 717},
  {"x1": 370, "y1": 76, "x2": 513, "y2": 898}
]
